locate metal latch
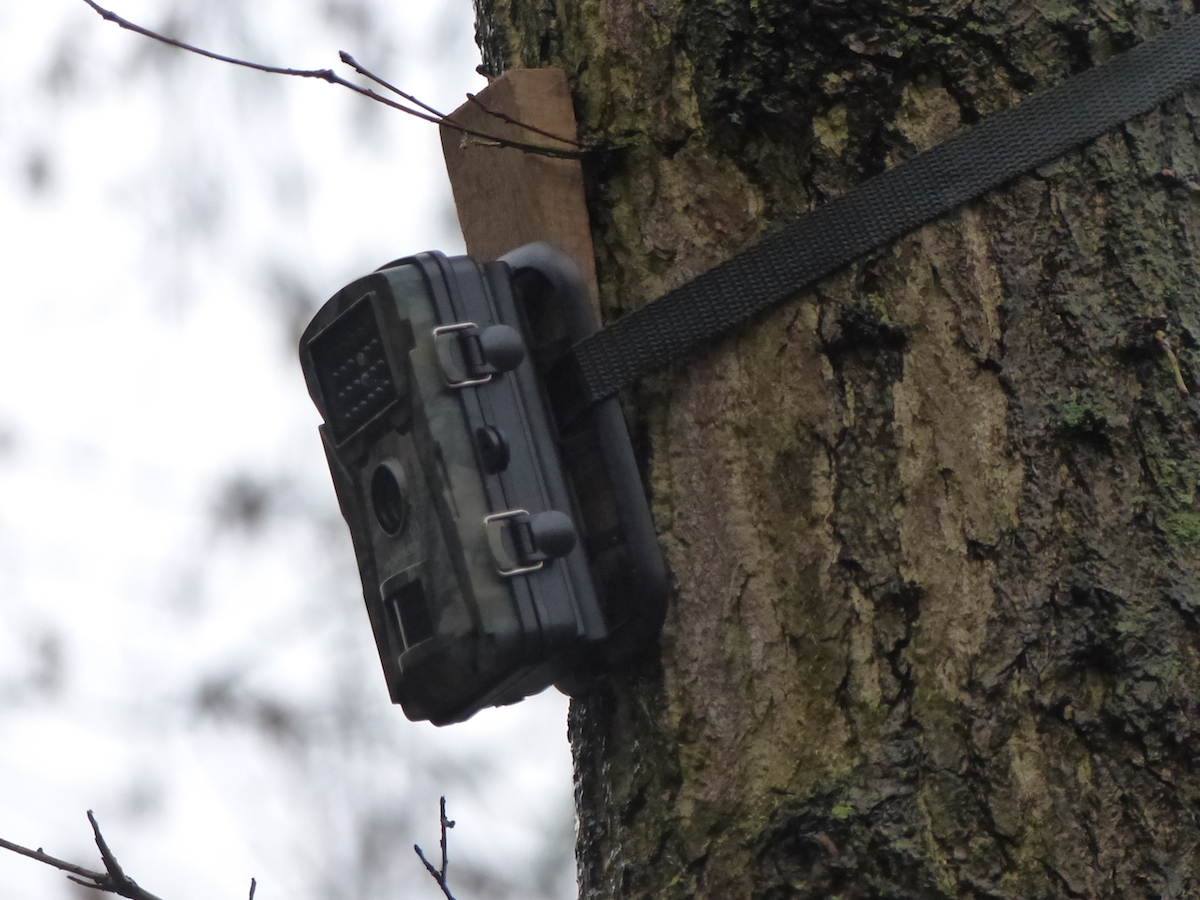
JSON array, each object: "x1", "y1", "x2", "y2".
[
  {"x1": 433, "y1": 322, "x2": 525, "y2": 388},
  {"x1": 484, "y1": 508, "x2": 578, "y2": 576}
]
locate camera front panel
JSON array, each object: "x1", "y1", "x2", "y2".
[{"x1": 301, "y1": 254, "x2": 599, "y2": 724}]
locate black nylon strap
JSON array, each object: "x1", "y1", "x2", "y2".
[{"x1": 557, "y1": 15, "x2": 1200, "y2": 413}]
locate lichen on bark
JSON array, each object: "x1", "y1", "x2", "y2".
[{"x1": 472, "y1": 0, "x2": 1200, "y2": 897}]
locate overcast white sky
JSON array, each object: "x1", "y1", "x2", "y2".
[{"x1": 0, "y1": 2, "x2": 575, "y2": 899}]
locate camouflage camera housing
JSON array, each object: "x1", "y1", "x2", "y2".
[{"x1": 299, "y1": 244, "x2": 666, "y2": 725}]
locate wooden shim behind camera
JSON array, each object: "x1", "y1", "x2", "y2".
[{"x1": 440, "y1": 68, "x2": 599, "y2": 312}]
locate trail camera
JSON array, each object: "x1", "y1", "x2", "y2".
[{"x1": 299, "y1": 244, "x2": 667, "y2": 725}]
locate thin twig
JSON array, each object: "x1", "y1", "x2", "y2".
[
  {"x1": 0, "y1": 812, "x2": 165, "y2": 900},
  {"x1": 248, "y1": 877, "x2": 257, "y2": 900},
  {"x1": 0, "y1": 834, "x2": 108, "y2": 883},
  {"x1": 342, "y1": 49, "x2": 590, "y2": 151},
  {"x1": 413, "y1": 797, "x2": 458, "y2": 900},
  {"x1": 338, "y1": 51, "x2": 446, "y2": 119},
  {"x1": 466, "y1": 92, "x2": 585, "y2": 148},
  {"x1": 439, "y1": 796, "x2": 454, "y2": 882},
  {"x1": 78, "y1": 0, "x2": 586, "y2": 159}
]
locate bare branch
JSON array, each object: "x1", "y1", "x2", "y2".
[
  {"x1": 83, "y1": 811, "x2": 166, "y2": 900},
  {"x1": 248, "y1": 877, "x2": 257, "y2": 900},
  {"x1": 413, "y1": 845, "x2": 447, "y2": 895},
  {"x1": 337, "y1": 54, "x2": 586, "y2": 151},
  {"x1": 80, "y1": 0, "x2": 341, "y2": 83},
  {"x1": 439, "y1": 796, "x2": 454, "y2": 881},
  {"x1": 338, "y1": 51, "x2": 446, "y2": 119},
  {"x1": 0, "y1": 812, "x2": 165, "y2": 900},
  {"x1": 77, "y1": 0, "x2": 587, "y2": 159},
  {"x1": 0, "y1": 834, "x2": 108, "y2": 883},
  {"x1": 413, "y1": 797, "x2": 458, "y2": 900}
]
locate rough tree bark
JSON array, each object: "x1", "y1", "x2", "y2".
[{"x1": 472, "y1": 1, "x2": 1200, "y2": 897}]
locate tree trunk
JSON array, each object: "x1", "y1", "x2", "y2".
[{"x1": 473, "y1": 1, "x2": 1200, "y2": 897}]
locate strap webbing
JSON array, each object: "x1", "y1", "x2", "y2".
[{"x1": 556, "y1": 15, "x2": 1200, "y2": 412}]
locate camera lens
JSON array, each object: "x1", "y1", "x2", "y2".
[{"x1": 371, "y1": 460, "x2": 409, "y2": 536}]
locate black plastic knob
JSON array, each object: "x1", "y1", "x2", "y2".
[
  {"x1": 528, "y1": 510, "x2": 577, "y2": 559},
  {"x1": 478, "y1": 325, "x2": 526, "y2": 372},
  {"x1": 475, "y1": 426, "x2": 510, "y2": 474}
]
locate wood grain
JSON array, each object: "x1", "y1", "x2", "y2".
[{"x1": 440, "y1": 68, "x2": 599, "y2": 310}]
